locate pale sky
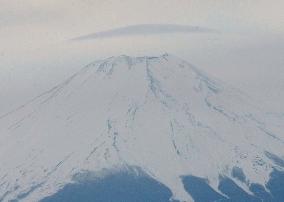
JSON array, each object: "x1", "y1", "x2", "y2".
[
  {"x1": 0, "y1": 0, "x2": 284, "y2": 114},
  {"x1": 1, "y1": 0, "x2": 284, "y2": 52}
]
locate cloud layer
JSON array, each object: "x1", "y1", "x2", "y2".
[{"x1": 73, "y1": 24, "x2": 215, "y2": 40}]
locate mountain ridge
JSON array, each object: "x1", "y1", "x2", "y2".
[{"x1": 0, "y1": 54, "x2": 283, "y2": 202}]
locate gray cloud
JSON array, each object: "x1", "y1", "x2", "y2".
[{"x1": 72, "y1": 24, "x2": 216, "y2": 40}]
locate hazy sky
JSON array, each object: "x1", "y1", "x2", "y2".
[
  {"x1": 0, "y1": 0, "x2": 284, "y2": 114},
  {"x1": 1, "y1": 0, "x2": 283, "y2": 52}
]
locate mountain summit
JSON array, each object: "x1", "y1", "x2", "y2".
[{"x1": 0, "y1": 54, "x2": 283, "y2": 202}]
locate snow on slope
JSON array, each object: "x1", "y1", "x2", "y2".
[{"x1": 0, "y1": 54, "x2": 283, "y2": 202}]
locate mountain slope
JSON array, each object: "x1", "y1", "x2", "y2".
[{"x1": 0, "y1": 54, "x2": 283, "y2": 202}]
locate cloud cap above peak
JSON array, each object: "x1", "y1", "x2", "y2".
[{"x1": 72, "y1": 24, "x2": 216, "y2": 40}]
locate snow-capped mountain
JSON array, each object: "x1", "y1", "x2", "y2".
[{"x1": 0, "y1": 54, "x2": 283, "y2": 202}]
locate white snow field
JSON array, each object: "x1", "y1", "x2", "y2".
[{"x1": 0, "y1": 54, "x2": 283, "y2": 202}]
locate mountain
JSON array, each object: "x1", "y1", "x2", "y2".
[{"x1": 0, "y1": 54, "x2": 283, "y2": 202}]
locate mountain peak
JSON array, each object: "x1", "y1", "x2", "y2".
[{"x1": 0, "y1": 55, "x2": 283, "y2": 202}]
